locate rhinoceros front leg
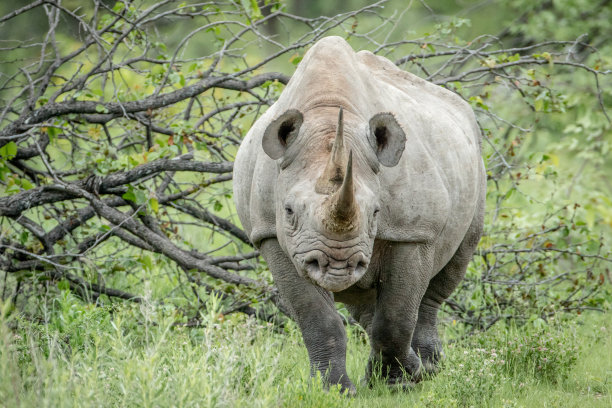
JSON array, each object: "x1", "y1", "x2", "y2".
[
  {"x1": 367, "y1": 242, "x2": 434, "y2": 386},
  {"x1": 259, "y1": 239, "x2": 355, "y2": 394}
]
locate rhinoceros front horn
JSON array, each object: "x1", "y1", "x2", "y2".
[{"x1": 326, "y1": 150, "x2": 358, "y2": 231}]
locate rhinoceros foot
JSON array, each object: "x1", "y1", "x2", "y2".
[
  {"x1": 412, "y1": 333, "x2": 445, "y2": 376},
  {"x1": 314, "y1": 368, "x2": 356, "y2": 396},
  {"x1": 338, "y1": 381, "x2": 357, "y2": 397},
  {"x1": 364, "y1": 347, "x2": 423, "y2": 389}
]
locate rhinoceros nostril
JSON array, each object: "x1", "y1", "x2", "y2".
[
  {"x1": 339, "y1": 251, "x2": 366, "y2": 278},
  {"x1": 305, "y1": 259, "x2": 320, "y2": 274},
  {"x1": 355, "y1": 260, "x2": 367, "y2": 275},
  {"x1": 302, "y1": 252, "x2": 328, "y2": 279}
]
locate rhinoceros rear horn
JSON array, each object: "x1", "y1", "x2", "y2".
[
  {"x1": 368, "y1": 112, "x2": 406, "y2": 167},
  {"x1": 262, "y1": 109, "x2": 303, "y2": 160},
  {"x1": 315, "y1": 108, "x2": 346, "y2": 194}
]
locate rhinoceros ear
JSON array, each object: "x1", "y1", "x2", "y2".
[
  {"x1": 262, "y1": 109, "x2": 303, "y2": 160},
  {"x1": 368, "y1": 112, "x2": 406, "y2": 167}
]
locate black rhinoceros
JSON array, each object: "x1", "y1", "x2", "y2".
[{"x1": 233, "y1": 36, "x2": 485, "y2": 393}]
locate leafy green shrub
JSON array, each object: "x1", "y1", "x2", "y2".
[
  {"x1": 499, "y1": 322, "x2": 579, "y2": 383},
  {"x1": 469, "y1": 318, "x2": 580, "y2": 384},
  {"x1": 424, "y1": 342, "x2": 506, "y2": 407},
  {"x1": 419, "y1": 318, "x2": 583, "y2": 407}
]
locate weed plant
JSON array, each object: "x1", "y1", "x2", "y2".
[{"x1": 1, "y1": 291, "x2": 610, "y2": 408}]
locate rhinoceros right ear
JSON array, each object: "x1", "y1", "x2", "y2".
[
  {"x1": 368, "y1": 112, "x2": 406, "y2": 167},
  {"x1": 262, "y1": 109, "x2": 303, "y2": 160}
]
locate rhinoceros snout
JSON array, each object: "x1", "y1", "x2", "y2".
[{"x1": 298, "y1": 250, "x2": 368, "y2": 292}]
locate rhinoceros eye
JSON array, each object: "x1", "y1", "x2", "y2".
[{"x1": 284, "y1": 204, "x2": 297, "y2": 229}]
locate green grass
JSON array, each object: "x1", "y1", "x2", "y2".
[{"x1": 0, "y1": 292, "x2": 610, "y2": 408}]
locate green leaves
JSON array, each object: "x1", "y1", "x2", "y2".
[
  {"x1": 149, "y1": 197, "x2": 159, "y2": 214},
  {"x1": 240, "y1": 0, "x2": 262, "y2": 20},
  {"x1": 469, "y1": 95, "x2": 489, "y2": 111},
  {"x1": 95, "y1": 104, "x2": 109, "y2": 114},
  {"x1": 213, "y1": 200, "x2": 223, "y2": 212},
  {"x1": 123, "y1": 185, "x2": 160, "y2": 214},
  {"x1": 169, "y1": 72, "x2": 185, "y2": 87},
  {"x1": 0, "y1": 142, "x2": 17, "y2": 160},
  {"x1": 289, "y1": 53, "x2": 302, "y2": 66},
  {"x1": 3, "y1": 175, "x2": 35, "y2": 195},
  {"x1": 112, "y1": 1, "x2": 125, "y2": 13},
  {"x1": 139, "y1": 254, "x2": 154, "y2": 272},
  {"x1": 46, "y1": 126, "x2": 61, "y2": 141},
  {"x1": 122, "y1": 185, "x2": 147, "y2": 206}
]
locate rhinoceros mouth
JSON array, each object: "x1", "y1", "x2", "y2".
[{"x1": 296, "y1": 249, "x2": 368, "y2": 292}]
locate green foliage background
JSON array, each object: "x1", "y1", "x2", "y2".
[{"x1": 0, "y1": 0, "x2": 611, "y2": 405}]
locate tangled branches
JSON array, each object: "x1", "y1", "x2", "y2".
[{"x1": 0, "y1": 0, "x2": 610, "y2": 329}]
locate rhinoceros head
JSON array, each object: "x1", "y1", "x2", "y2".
[{"x1": 261, "y1": 107, "x2": 406, "y2": 292}]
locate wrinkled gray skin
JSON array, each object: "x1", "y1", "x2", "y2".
[{"x1": 233, "y1": 36, "x2": 485, "y2": 394}]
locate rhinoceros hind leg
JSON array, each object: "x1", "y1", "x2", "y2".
[
  {"x1": 411, "y1": 207, "x2": 484, "y2": 373},
  {"x1": 345, "y1": 304, "x2": 375, "y2": 336}
]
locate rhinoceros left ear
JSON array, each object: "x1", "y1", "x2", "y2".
[
  {"x1": 368, "y1": 112, "x2": 406, "y2": 167},
  {"x1": 262, "y1": 109, "x2": 303, "y2": 160}
]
